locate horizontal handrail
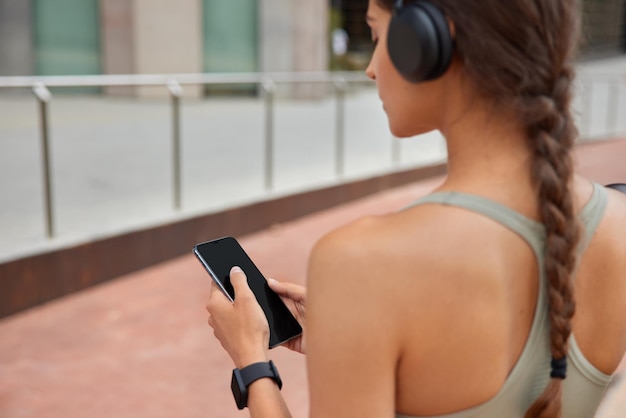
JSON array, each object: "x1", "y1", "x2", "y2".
[
  {"x1": 0, "y1": 70, "x2": 622, "y2": 90},
  {"x1": 0, "y1": 71, "x2": 371, "y2": 89}
]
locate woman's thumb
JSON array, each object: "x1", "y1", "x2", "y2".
[{"x1": 229, "y1": 266, "x2": 250, "y2": 298}]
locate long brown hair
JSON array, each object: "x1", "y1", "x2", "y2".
[{"x1": 376, "y1": 1, "x2": 581, "y2": 416}]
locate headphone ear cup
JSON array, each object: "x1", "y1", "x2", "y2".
[
  {"x1": 387, "y1": 1, "x2": 452, "y2": 83},
  {"x1": 418, "y1": 2, "x2": 453, "y2": 80}
]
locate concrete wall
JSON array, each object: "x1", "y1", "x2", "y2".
[
  {"x1": 100, "y1": 0, "x2": 203, "y2": 98},
  {"x1": 259, "y1": 0, "x2": 329, "y2": 98},
  {"x1": 293, "y1": 0, "x2": 329, "y2": 98},
  {"x1": 100, "y1": 0, "x2": 135, "y2": 95},
  {"x1": 293, "y1": 0, "x2": 329, "y2": 72},
  {"x1": 134, "y1": 0, "x2": 203, "y2": 97},
  {"x1": 259, "y1": 0, "x2": 294, "y2": 73},
  {"x1": 0, "y1": 0, "x2": 34, "y2": 77}
]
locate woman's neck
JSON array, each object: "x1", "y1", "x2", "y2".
[{"x1": 438, "y1": 96, "x2": 536, "y2": 200}]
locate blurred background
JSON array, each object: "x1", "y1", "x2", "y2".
[
  {"x1": 0, "y1": 0, "x2": 625, "y2": 260},
  {"x1": 1, "y1": 1, "x2": 626, "y2": 417}
]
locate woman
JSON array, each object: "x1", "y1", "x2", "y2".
[{"x1": 206, "y1": 0, "x2": 626, "y2": 416}]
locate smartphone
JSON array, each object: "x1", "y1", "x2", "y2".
[{"x1": 193, "y1": 236, "x2": 302, "y2": 349}]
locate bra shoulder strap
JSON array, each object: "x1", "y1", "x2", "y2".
[
  {"x1": 578, "y1": 182, "x2": 609, "y2": 252},
  {"x1": 406, "y1": 192, "x2": 545, "y2": 258}
]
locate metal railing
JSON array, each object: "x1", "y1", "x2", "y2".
[
  {"x1": 576, "y1": 73, "x2": 626, "y2": 140},
  {"x1": 1, "y1": 70, "x2": 624, "y2": 240},
  {"x1": 0, "y1": 72, "x2": 371, "y2": 239}
]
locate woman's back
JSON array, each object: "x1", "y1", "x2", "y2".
[{"x1": 306, "y1": 178, "x2": 626, "y2": 417}]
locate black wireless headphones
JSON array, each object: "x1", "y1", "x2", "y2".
[{"x1": 387, "y1": 0, "x2": 453, "y2": 83}]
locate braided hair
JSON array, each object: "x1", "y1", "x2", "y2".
[{"x1": 376, "y1": 1, "x2": 582, "y2": 416}]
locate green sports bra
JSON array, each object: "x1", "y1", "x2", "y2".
[{"x1": 397, "y1": 183, "x2": 613, "y2": 418}]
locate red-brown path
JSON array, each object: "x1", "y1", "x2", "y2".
[{"x1": 1, "y1": 139, "x2": 626, "y2": 418}]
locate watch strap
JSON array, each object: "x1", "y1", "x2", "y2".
[
  {"x1": 239, "y1": 360, "x2": 283, "y2": 390},
  {"x1": 231, "y1": 360, "x2": 282, "y2": 410}
]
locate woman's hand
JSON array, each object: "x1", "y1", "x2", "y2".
[
  {"x1": 206, "y1": 266, "x2": 270, "y2": 368},
  {"x1": 268, "y1": 279, "x2": 307, "y2": 354}
]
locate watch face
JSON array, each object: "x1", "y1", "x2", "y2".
[{"x1": 231, "y1": 369, "x2": 247, "y2": 410}]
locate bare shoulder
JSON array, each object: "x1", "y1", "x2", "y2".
[
  {"x1": 586, "y1": 184, "x2": 626, "y2": 270},
  {"x1": 306, "y1": 213, "x2": 403, "y2": 309},
  {"x1": 571, "y1": 181, "x2": 626, "y2": 374},
  {"x1": 308, "y1": 207, "x2": 446, "y2": 289},
  {"x1": 591, "y1": 183, "x2": 626, "y2": 286},
  {"x1": 307, "y1": 202, "x2": 511, "y2": 324}
]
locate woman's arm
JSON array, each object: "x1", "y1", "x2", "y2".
[
  {"x1": 246, "y1": 378, "x2": 292, "y2": 418},
  {"x1": 306, "y1": 223, "x2": 401, "y2": 418},
  {"x1": 206, "y1": 267, "x2": 292, "y2": 418}
]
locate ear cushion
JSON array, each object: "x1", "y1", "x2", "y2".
[{"x1": 387, "y1": 1, "x2": 453, "y2": 83}]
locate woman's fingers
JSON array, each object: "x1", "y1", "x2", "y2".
[{"x1": 268, "y1": 278, "x2": 306, "y2": 303}]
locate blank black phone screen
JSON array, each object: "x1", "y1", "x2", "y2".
[{"x1": 194, "y1": 236, "x2": 302, "y2": 349}]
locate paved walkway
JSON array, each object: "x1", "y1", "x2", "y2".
[{"x1": 1, "y1": 138, "x2": 625, "y2": 418}]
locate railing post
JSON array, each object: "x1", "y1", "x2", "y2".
[
  {"x1": 167, "y1": 80, "x2": 183, "y2": 210},
  {"x1": 391, "y1": 135, "x2": 401, "y2": 166},
  {"x1": 32, "y1": 82, "x2": 54, "y2": 238},
  {"x1": 607, "y1": 78, "x2": 619, "y2": 137},
  {"x1": 334, "y1": 78, "x2": 347, "y2": 177},
  {"x1": 582, "y1": 78, "x2": 594, "y2": 139},
  {"x1": 262, "y1": 79, "x2": 276, "y2": 191}
]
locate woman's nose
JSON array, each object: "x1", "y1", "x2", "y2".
[{"x1": 365, "y1": 61, "x2": 376, "y2": 81}]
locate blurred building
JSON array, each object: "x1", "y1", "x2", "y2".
[
  {"x1": 0, "y1": 0, "x2": 328, "y2": 96},
  {"x1": 335, "y1": 0, "x2": 626, "y2": 61},
  {"x1": 1, "y1": 0, "x2": 624, "y2": 94},
  {"x1": 581, "y1": 0, "x2": 626, "y2": 58}
]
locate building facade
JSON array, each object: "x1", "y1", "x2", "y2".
[
  {"x1": 0, "y1": 0, "x2": 329, "y2": 96},
  {"x1": 581, "y1": 0, "x2": 626, "y2": 58},
  {"x1": 336, "y1": 0, "x2": 626, "y2": 60},
  {"x1": 1, "y1": 0, "x2": 624, "y2": 94}
]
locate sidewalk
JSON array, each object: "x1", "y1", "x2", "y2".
[{"x1": 1, "y1": 138, "x2": 625, "y2": 418}]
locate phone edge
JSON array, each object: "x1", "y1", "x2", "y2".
[{"x1": 193, "y1": 246, "x2": 235, "y2": 303}]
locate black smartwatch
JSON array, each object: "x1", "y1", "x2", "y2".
[{"x1": 231, "y1": 360, "x2": 282, "y2": 410}]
